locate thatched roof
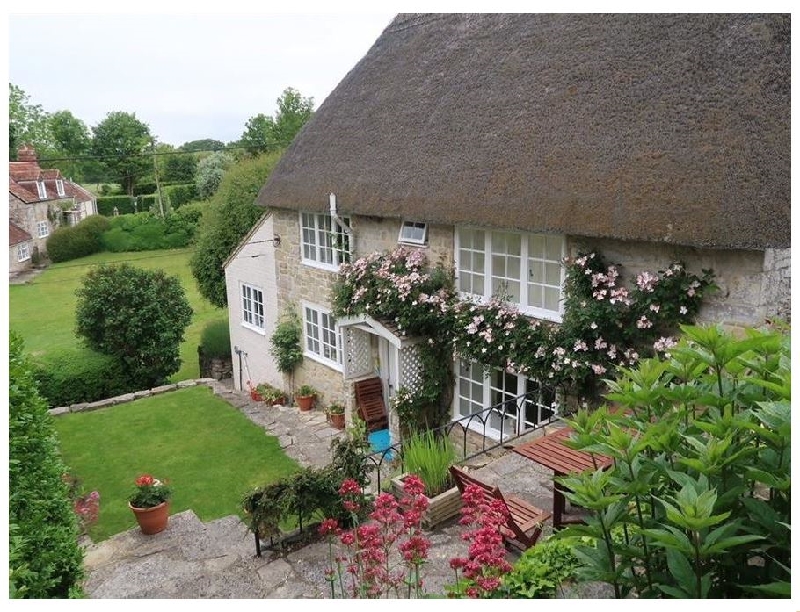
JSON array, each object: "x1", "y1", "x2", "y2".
[{"x1": 257, "y1": 13, "x2": 790, "y2": 250}]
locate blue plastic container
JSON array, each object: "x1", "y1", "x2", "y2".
[{"x1": 368, "y1": 428, "x2": 395, "y2": 461}]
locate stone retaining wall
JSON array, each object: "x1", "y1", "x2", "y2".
[{"x1": 48, "y1": 378, "x2": 220, "y2": 416}]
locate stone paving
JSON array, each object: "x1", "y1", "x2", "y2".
[{"x1": 81, "y1": 379, "x2": 581, "y2": 599}]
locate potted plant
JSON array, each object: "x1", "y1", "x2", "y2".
[
  {"x1": 247, "y1": 381, "x2": 264, "y2": 402},
  {"x1": 259, "y1": 384, "x2": 286, "y2": 406},
  {"x1": 391, "y1": 430, "x2": 460, "y2": 528},
  {"x1": 128, "y1": 474, "x2": 172, "y2": 535},
  {"x1": 296, "y1": 384, "x2": 317, "y2": 412},
  {"x1": 327, "y1": 401, "x2": 345, "y2": 429}
]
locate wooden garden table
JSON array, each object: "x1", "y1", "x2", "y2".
[{"x1": 512, "y1": 425, "x2": 614, "y2": 529}]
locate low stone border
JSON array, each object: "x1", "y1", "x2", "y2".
[{"x1": 48, "y1": 378, "x2": 220, "y2": 416}]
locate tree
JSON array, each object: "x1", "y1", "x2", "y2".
[
  {"x1": 46, "y1": 110, "x2": 91, "y2": 181},
  {"x1": 75, "y1": 263, "x2": 193, "y2": 389},
  {"x1": 239, "y1": 87, "x2": 314, "y2": 156},
  {"x1": 163, "y1": 151, "x2": 198, "y2": 183},
  {"x1": 9, "y1": 83, "x2": 52, "y2": 158},
  {"x1": 9, "y1": 331, "x2": 85, "y2": 598},
  {"x1": 91, "y1": 111, "x2": 152, "y2": 195},
  {"x1": 190, "y1": 151, "x2": 282, "y2": 307},
  {"x1": 180, "y1": 138, "x2": 225, "y2": 153},
  {"x1": 195, "y1": 150, "x2": 233, "y2": 200}
]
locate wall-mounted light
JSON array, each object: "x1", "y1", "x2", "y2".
[{"x1": 271, "y1": 234, "x2": 281, "y2": 248}]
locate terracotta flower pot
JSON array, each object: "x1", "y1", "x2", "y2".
[
  {"x1": 297, "y1": 395, "x2": 315, "y2": 412},
  {"x1": 329, "y1": 412, "x2": 345, "y2": 429},
  {"x1": 129, "y1": 501, "x2": 170, "y2": 535}
]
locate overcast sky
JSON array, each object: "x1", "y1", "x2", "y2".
[{"x1": 8, "y1": 11, "x2": 396, "y2": 147}]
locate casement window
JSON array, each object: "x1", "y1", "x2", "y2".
[
  {"x1": 241, "y1": 283, "x2": 265, "y2": 332},
  {"x1": 37, "y1": 220, "x2": 49, "y2": 238},
  {"x1": 456, "y1": 227, "x2": 565, "y2": 322},
  {"x1": 454, "y1": 360, "x2": 558, "y2": 441},
  {"x1": 56, "y1": 179, "x2": 66, "y2": 197},
  {"x1": 36, "y1": 181, "x2": 47, "y2": 199},
  {"x1": 17, "y1": 243, "x2": 31, "y2": 262},
  {"x1": 398, "y1": 220, "x2": 427, "y2": 245},
  {"x1": 303, "y1": 303, "x2": 342, "y2": 370},
  {"x1": 300, "y1": 212, "x2": 351, "y2": 270}
]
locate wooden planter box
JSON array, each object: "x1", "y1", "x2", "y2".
[{"x1": 391, "y1": 473, "x2": 462, "y2": 529}]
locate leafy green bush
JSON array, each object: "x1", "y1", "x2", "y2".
[
  {"x1": 270, "y1": 308, "x2": 303, "y2": 374},
  {"x1": 46, "y1": 215, "x2": 110, "y2": 262},
  {"x1": 557, "y1": 323, "x2": 790, "y2": 599},
  {"x1": 32, "y1": 348, "x2": 132, "y2": 407},
  {"x1": 199, "y1": 319, "x2": 231, "y2": 358},
  {"x1": 402, "y1": 430, "x2": 455, "y2": 497},
  {"x1": 499, "y1": 536, "x2": 581, "y2": 598},
  {"x1": 133, "y1": 181, "x2": 157, "y2": 196},
  {"x1": 75, "y1": 263, "x2": 194, "y2": 389},
  {"x1": 9, "y1": 332, "x2": 85, "y2": 598},
  {"x1": 101, "y1": 210, "x2": 202, "y2": 252},
  {"x1": 163, "y1": 183, "x2": 197, "y2": 209}
]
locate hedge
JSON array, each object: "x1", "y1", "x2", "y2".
[
  {"x1": 199, "y1": 318, "x2": 231, "y2": 358},
  {"x1": 96, "y1": 195, "x2": 136, "y2": 216},
  {"x1": 163, "y1": 183, "x2": 197, "y2": 209},
  {"x1": 9, "y1": 332, "x2": 85, "y2": 597},
  {"x1": 32, "y1": 348, "x2": 134, "y2": 408},
  {"x1": 46, "y1": 215, "x2": 110, "y2": 263}
]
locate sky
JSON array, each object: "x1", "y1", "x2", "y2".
[{"x1": 7, "y1": 10, "x2": 397, "y2": 147}]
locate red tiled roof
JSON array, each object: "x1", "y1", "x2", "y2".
[
  {"x1": 9, "y1": 179, "x2": 39, "y2": 203},
  {"x1": 9, "y1": 220, "x2": 33, "y2": 246}
]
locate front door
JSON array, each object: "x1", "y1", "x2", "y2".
[{"x1": 377, "y1": 336, "x2": 398, "y2": 408}]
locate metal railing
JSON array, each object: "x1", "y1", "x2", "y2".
[{"x1": 362, "y1": 389, "x2": 565, "y2": 492}]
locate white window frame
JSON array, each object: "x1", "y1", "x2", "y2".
[
  {"x1": 36, "y1": 181, "x2": 47, "y2": 199},
  {"x1": 398, "y1": 220, "x2": 428, "y2": 245},
  {"x1": 453, "y1": 359, "x2": 559, "y2": 442},
  {"x1": 455, "y1": 227, "x2": 566, "y2": 322},
  {"x1": 37, "y1": 220, "x2": 49, "y2": 238},
  {"x1": 240, "y1": 283, "x2": 265, "y2": 333},
  {"x1": 300, "y1": 212, "x2": 351, "y2": 271},
  {"x1": 56, "y1": 179, "x2": 66, "y2": 197},
  {"x1": 17, "y1": 242, "x2": 31, "y2": 262},
  {"x1": 302, "y1": 302, "x2": 343, "y2": 371}
]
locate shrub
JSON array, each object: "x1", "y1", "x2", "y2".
[
  {"x1": 270, "y1": 308, "x2": 303, "y2": 374},
  {"x1": 498, "y1": 536, "x2": 581, "y2": 598},
  {"x1": 163, "y1": 183, "x2": 197, "y2": 209},
  {"x1": 9, "y1": 331, "x2": 85, "y2": 598},
  {"x1": 32, "y1": 348, "x2": 132, "y2": 407},
  {"x1": 101, "y1": 210, "x2": 200, "y2": 252},
  {"x1": 75, "y1": 263, "x2": 193, "y2": 389},
  {"x1": 46, "y1": 214, "x2": 110, "y2": 262},
  {"x1": 199, "y1": 319, "x2": 231, "y2": 359},
  {"x1": 133, "y1": 181, "x2": 157, "y2": 196}
]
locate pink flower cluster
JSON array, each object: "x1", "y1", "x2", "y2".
[
  {"x1": 321, "y1": 475, "x2": 431, "y2": 598},
  {"x1": 449, "y1": 484, "x2": 512, "y2": 598},
  {"x1": 73, "y1": 490, "x2": 100, "y2": 534}
]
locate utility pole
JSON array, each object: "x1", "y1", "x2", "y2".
[{"x1": 151, "y1": 139, "x2": 165, "y2": 217}]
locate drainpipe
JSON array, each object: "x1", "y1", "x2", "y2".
[
  {"x1": 329, "y1": 193, "x2": 353, "y2": 238},
  {"x1": 234, "y1": 346, "x2": 245, "y2": 391}
]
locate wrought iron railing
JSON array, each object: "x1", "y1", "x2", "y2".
[{"x1": 362, "y1": 389, "x2": 565, "y2": 492}]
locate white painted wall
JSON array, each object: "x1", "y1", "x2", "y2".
[{"x1": 224, "y1": 213, "x2": 282, "y2": 392}]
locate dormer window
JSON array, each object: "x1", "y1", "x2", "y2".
[
  {"x1": 36, "y1": 181, "x2": 47, "y2": 199},
  {"x1": 398, "y1": 220, "x2": 427, "y2": 245},
  {"x1": 56, "y1": 179, "x2": 65, "y2": 197}
]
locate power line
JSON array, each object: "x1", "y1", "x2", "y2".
[{"x1": 35, "y1": 146, "x2": 251, "y2": 164}]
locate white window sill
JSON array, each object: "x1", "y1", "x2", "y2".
[{"x1": 241, "y1": 322, "x2": 266, "y2": 335}]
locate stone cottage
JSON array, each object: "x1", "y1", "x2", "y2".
[{"x1": 224, "y1": 14, "x2": 790, "y2": 443}]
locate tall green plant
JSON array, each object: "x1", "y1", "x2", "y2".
[
  {"x1": 270, "y1": 307, "x2": 303, "y2": 374},
  {"x1": 402, "y1": 430, "x2": 456, "y2": 497},
  {"x1": 555, "y1": 323, "x2": 790, "y2": 598}
]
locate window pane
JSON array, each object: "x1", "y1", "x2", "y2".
[
  {"x1": 544, "y1": 287, "x2": 560, "y2": 312},
  {"x1": 545, "y1": 235, "x2": 563, "y2": 261},
  {"x1": 545, "y1": 262, "x2": 561, "y2": 286},
  {"x1": 529, "y1": 234, "x2": 545, "y2": 257},
  {"x1": 507, "y1": 256, "x2": 520, "y2": 279},
  {"x1": 506, "y1": 280, "x2": 520, "y2": 302},
  {"x1": 492, "y1": 254, "x2": 505, "y2": 277},
  {"x1": 528, "y1": 284, "x2": 543, "y2": 309},
  {"x1": 473, "y1": 252, "x2": 484, "y2": 272}
]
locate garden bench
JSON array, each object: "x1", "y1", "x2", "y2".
[
  {"x1": 449, "y1": 465, "x2": 551, "y2": 552},
  {"x1": 354, "y1": 377, "x2": 389, "y2": 433}
]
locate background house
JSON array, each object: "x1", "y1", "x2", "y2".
[
  {"x1": 225, "y1": 14, "x2": 790, "y2": 441},
  {"x1": 8, "y1": 144, "x2": 98, "y2": 276}
]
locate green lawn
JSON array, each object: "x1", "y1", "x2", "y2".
[
  {"x1": 54, "y1": 386, "x2": 300, "y2": 541},
  {"x1": 8, "y1": 247, "x2": 227, "y2": 382}
]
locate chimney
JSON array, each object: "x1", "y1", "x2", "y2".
[{"x1": 17, "y1": 145, "x2": 38, "y2": 163}]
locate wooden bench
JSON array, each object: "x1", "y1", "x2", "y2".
[
  {"x1": 449, "y1": 465, "x2": 551, "y2": 552},
  {"x1": 354, "y1": 377, "x2": 389, "y2": 433}
]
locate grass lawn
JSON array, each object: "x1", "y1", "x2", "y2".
[
  {"x1": 54, "y1": 385, "x2": 300, "y2": 542},
  {"x1": 8, "y1": 247, "x2": 226, "y2": 382}
]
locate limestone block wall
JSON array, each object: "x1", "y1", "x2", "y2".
[
  {"x1": 761, "y1": 248, "x2": 791, "y2": 323},
  {"x1": 571, "y1": 237, "x2": 781, "y2": 328}
]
